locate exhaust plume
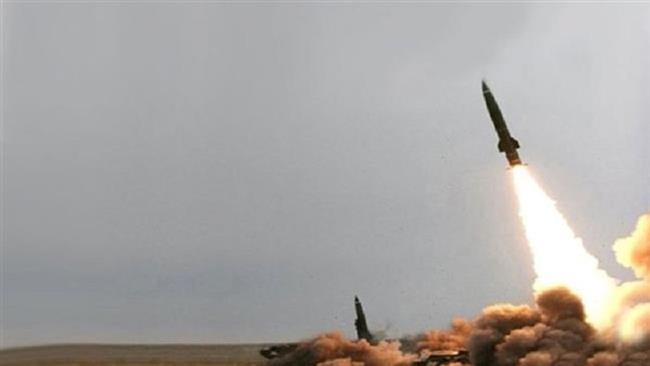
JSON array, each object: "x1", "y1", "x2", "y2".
[{"x1": 511, "y1": 166, "x2": 618, "y2": 329}]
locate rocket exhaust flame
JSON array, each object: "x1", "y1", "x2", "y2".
[{"x1": 511, "y1": 165, "x2": 617, "y2": 329}]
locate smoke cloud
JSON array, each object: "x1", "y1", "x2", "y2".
[
  {"x1": 271, "y1": 214, "x2": 650, "y2": 365},
  {"x1": 609, "y1": 214, "x2": 650, "y2": 343},
  {"x1": 271, "y1": 288, "x2": 650, "y2": 366},
  {"x1": 417, "y1": 318, "x2": 472, "y2": 352},
  {"x1": 613, "y1": 214, "x2": 650, "y2": 279},
  {"x1": 268, "y1": 332, "x2": 416, "y2": 366}
]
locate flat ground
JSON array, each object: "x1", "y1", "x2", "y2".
[{"x1": 0, "y1": 344, "x2": 269, "y2": 366}]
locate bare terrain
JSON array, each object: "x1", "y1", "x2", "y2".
[{"x1": 0, "y1": 344, "x2": 269, "y2": 366}]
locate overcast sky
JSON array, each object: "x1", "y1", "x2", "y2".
[{"x1": 2, "y1": 3, "x2": 649, "y2": 348}]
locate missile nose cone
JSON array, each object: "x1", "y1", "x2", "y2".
[{"x1": 482, "y1": 80, "x2": 490, "y2": 94}]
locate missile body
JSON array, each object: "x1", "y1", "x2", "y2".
[
  {"x1": 481, "y1": 81, "x2": 522, "y2": 167},
  {"x1": 354, "y1": 296, "x2": 373, "y2": 342}
]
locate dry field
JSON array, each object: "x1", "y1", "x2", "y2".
[{"x1": 0, "y1": 344, "x2": 269, "y2": 366}]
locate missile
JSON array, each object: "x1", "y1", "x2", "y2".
[
  {"x1": 481, "y1": 80, "x2": 523, "y2": 167},
  {"x1": 354, "y1": 296, "x2": 373, "y2": 342}
]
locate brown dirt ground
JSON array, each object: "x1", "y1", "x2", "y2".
[{"x1": 0, "y1": 344, "x2": 271, "y2": 366}]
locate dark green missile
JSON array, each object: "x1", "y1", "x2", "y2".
[{"x1": 482, "y1": 80, "x2": 522, "y2": 167}]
